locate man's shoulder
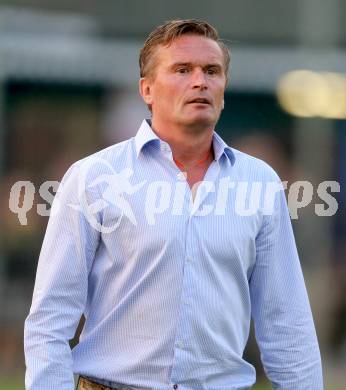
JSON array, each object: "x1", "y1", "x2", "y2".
[
  {"x1": 230, "y1": 147, "x2": 281, "y2": 182},
  {"x1": 79, "y1": 137, "x2": 135, "y2": 167},
  {"x1": 61, "y1": 137, "x2": 135, "y2": 184}
]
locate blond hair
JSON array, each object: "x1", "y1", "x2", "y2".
[{"x1": 139, "y1": 19, "x2": 230, "y2": 79}]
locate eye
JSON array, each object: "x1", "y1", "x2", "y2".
[
  {"x1": 206, "y1": 67, "x2": 218, "y2": 75},
  {"x1": 176, "y1": 67, "x2": 189, "y2": 74}
]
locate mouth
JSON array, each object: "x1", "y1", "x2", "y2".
[{"x1": 187, "y1": 97, "x2": 211, "y2": 105}]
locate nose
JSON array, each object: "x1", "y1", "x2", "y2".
[{"x1": 191, "y1": 68, "x2": 207, "y2": 90}]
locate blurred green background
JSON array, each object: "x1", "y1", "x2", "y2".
[{"x1": 0, "y1": 0, "x2": 345, "y2": 388}]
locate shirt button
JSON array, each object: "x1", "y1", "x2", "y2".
[
  {"x1": 176, "y1": 341, "x2": 183, "y2": 349},
  {"x1": 173, "y1": 385, "x2": 178, "y2": 389},
  {"x1": 186, "y1": 256, "x2": 192, "y2": 262}
]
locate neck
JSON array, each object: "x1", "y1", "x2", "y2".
[{"x1": 151, "y1": 118, "x2": 215, "y2": 166}]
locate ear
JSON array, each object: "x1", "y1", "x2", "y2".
[{"x1": 139, "y1": 77, "x2": 153, "y2": 106}]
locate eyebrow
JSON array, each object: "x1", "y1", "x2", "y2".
[{"x1": 170, "y1": 62, "x2": 223, "y2": 70}]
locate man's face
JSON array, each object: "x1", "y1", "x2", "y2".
[{"x1": 141, "y1": 35, "x2": 227, "y2": 130}]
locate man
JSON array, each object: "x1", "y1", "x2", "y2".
[{"x1": 24, "y1": 19, "x2": 323, "y2": 389}]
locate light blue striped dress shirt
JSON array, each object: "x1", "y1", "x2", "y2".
[{"x1": 24, "y1": 119, "x2": 323, "y2": 390}]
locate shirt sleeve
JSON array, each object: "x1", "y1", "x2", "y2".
[
  {"x1": 249, "y1": 181, "x2": 323, "y2": 389},
  {"x1": 24, "y1": 162, "x2": 100, "y2": 390}
]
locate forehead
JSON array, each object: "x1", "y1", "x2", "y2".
[{"x1": 155, "y1": 35, "x2": 224, "y2": 67}]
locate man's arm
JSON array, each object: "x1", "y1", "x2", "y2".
[
  {"x1": 24, "y1": 163, "x2": 100, "y2": 390},
  {"x1": 249, "y1": 182, "x2": 323, "y2": 389}
]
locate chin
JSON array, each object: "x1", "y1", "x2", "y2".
[{"x1": 184, "y1": 113, "x2": 218, "y2": 128}]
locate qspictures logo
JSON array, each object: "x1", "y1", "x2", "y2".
[{"x1": 8, "y1": 157, "x2": 340, "y2": 234}]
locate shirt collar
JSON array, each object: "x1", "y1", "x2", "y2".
[
  {"x1": 135, "y1": 119, "x2": 161, "y2": 157},
  {"x1": 212, "y1": 131, "x2": 235, "y2": 166},
  {"x1": 135, "y1": 119, "x2": 235, "y2": 166}
]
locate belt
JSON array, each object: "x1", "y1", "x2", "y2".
[
  {"x1": 77, "y1": 376, "x2": 146, "y2": 390},
  {"x1": 77, "y1": 376, "x2": 120, "y2": 390}
]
